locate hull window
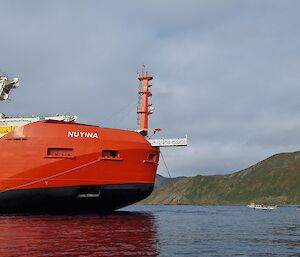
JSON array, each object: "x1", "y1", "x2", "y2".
[
  {"x1": 100, "y1": 150, "x2": 123, "y2": 161},
  {"x1": 5, "y1": 137, "x2": 29, "y2": 141},
  {"x1": 46, "y1": 148, "x2": 74, "y2": 158},
  {"x1": 102, "y1": 150, "x2": 119, "y2": 158},
  {"x1": 143, "y1": 153, "x2": 159, "y2": 164},
  {"x1": 148, "y1": 153, "x2": 157, "y2": 162}
]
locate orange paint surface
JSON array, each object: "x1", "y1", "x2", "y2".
[{"x1": 0, "y1": 120, "x2": 159, "y2": 191}]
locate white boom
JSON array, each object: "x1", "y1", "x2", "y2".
[{"x1": 148, "y1": 136, "x2": 188, "y2": 147}]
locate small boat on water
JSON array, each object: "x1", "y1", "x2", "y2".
[
  {"x1": 296, "y1": 207, "x2": 300, "y2": 212},
  {"x1": 247, "y1": 203, "x2": 278, "y2": 210}
]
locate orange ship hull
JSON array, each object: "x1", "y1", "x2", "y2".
[{"x1": 0, "y1": 120, "x2": 159, "y2": 213}]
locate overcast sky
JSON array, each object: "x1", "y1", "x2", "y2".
[{"x1": 1, "y1": 0, "x2": 300, "y2": 177}]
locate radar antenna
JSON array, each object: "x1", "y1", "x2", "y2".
[{"x1": 0, "y1": 75, "x2": 19, "y2": 101}]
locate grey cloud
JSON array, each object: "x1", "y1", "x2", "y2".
[{"x1": 1, "y1": 0, "x2": 300, "y2": 176}]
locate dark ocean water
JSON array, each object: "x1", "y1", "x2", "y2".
[{"x1": 0, "y1": 205, "x2": 299, "y2": 257}]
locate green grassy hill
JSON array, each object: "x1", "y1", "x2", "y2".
[{"x1": 142, "y1": 151, "x2": 300, "y2": 205}]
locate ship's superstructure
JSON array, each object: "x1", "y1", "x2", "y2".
[
  {"x1": 0, "y1": 114, "x2": 77, "y2": 137},
  {"x1": 0, "y1": 75, "x2": 77, "y2": 137}
]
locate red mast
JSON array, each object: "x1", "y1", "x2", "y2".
[{"x1": 137, "y1": 65, "x2": 154, "y2": 136}]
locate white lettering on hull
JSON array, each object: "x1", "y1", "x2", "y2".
[{"x1": 67, "y1": 131, "x2": 98, "y2": 138}]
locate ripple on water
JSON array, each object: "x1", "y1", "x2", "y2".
[{"x1": 0, "y1": 205, "x2": 299, "y2": 256}]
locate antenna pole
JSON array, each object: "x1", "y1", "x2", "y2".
[{"x1": 137, "y1": 65, "x2": 153, "y2": 135}]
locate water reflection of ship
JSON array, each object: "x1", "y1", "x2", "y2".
[{"x1": 0, "y1": 212, "x2": 159, "y2": 256}]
